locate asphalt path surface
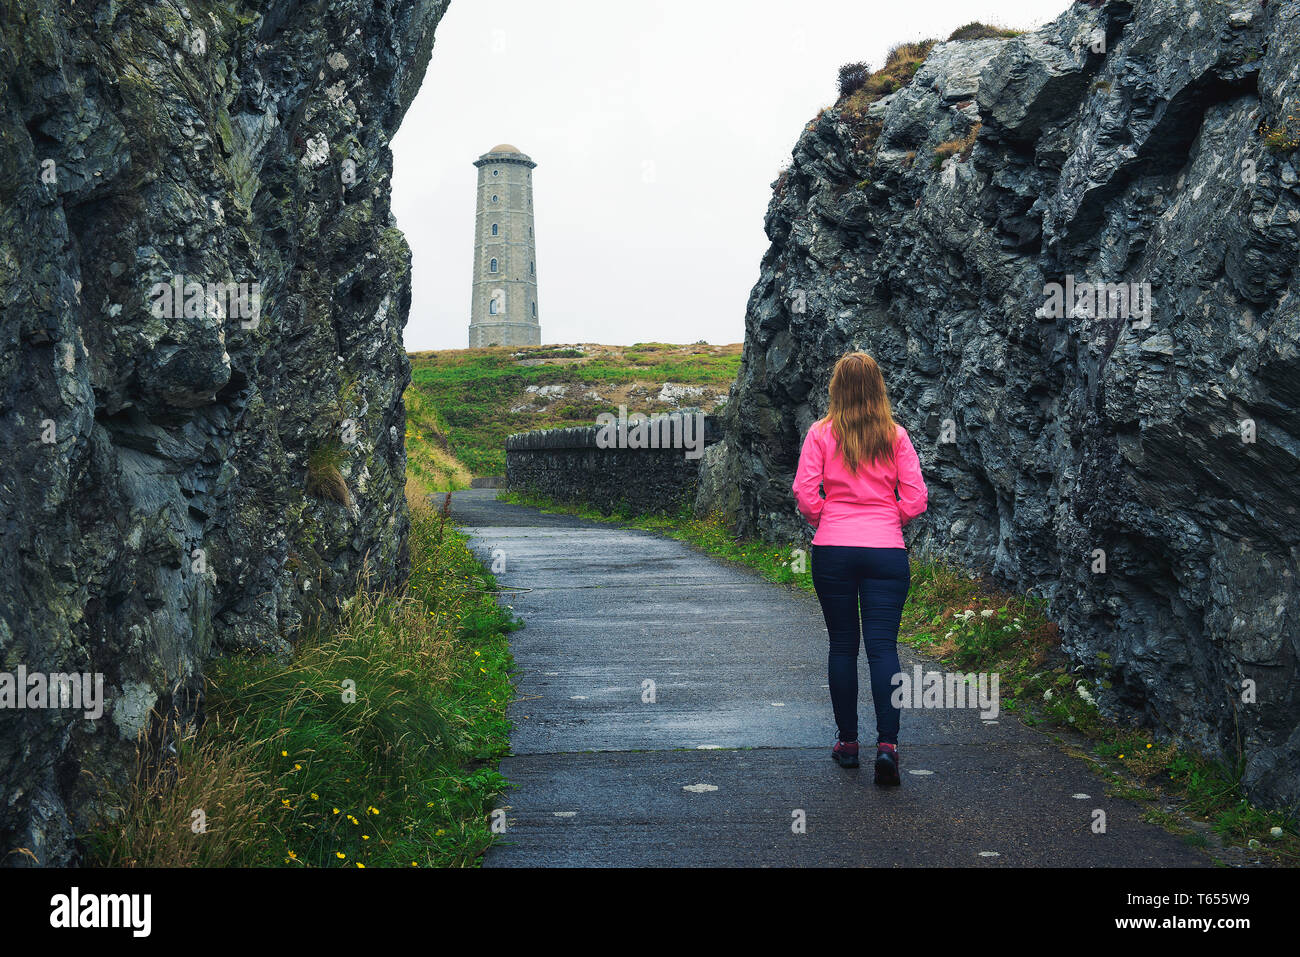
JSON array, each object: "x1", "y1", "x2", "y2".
[{"x1": 452, "y1": 489, "x2": 1208, "y2": 868}]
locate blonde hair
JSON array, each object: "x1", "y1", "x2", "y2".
[{"x1": 819, "y1": 351, "x2": 897, "y2": 473}]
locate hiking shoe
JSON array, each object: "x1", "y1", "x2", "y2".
[
  {"x1": 831, "y1": 738, "x2": 860, "y2": 768},
  {"x1": 874, "y1": 743, "x2": 901, "y2": 787}
]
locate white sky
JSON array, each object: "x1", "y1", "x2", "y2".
[{"x1": 393, "y1": 0, "x2": 1073, "y2": 351}]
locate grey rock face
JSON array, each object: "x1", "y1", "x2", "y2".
[
  {"x1": 0, "y1": 0, "x2": 448, "y2": 863},
  {"x1": 702, "y1": 0, "x2": 1300, "y2": 806}
]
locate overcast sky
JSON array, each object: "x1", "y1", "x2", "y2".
[{"x1": 393, "y1": 0, "x2": 1073, "y2": 352}]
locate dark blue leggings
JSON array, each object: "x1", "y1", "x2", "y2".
[{"x1": 810, "y1": 545, "x2": 911, "y2": 745}]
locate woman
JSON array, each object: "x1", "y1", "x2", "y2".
[{"x1": 792, "y1": 352, "x2": 928, "y2": 786}]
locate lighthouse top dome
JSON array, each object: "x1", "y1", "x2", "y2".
[{"x1": 475, "y1": 144, "x2": 536, "y2": 168}]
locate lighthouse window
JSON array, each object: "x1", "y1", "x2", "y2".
[
  {"x1": 489, "y1": 258, "x2": 498, "y2": 273},
  {"x1": 532, "y1": 302, "x2": 537, "y2": 317},
  {"x1": 492, "y1": 169, "x2": 499, "y2": 176},
  {"x1": 530, "y1": 261, "x2": 535, "y2": 274},
  {"x1": 491, "y1": 223, "x2": 498, "y2": 236},
  {"x1": 491, "y1": 194, "x2": 499, "y2": 204},
  {"x1": 489, "y1": 299, "x2": 499, "y2": 315}
]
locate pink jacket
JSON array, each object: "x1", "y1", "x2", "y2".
[{"x1": 792, "y1": 419, "x2": 928, "y2": 548}]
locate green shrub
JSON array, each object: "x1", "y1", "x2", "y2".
[{"x1": 838, "y1": 61, "x2": 871, "y2": 97}]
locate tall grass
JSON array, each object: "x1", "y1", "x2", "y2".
[
  {"x1": 87, "y1": 485, "x2": 518, "y2": 867},
  {"x1": 85, "y1": 718, "x2": 281, "y2": 868}
]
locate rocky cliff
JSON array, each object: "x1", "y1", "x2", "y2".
[
  {"x1": 700, "y1": 0, "x2": 1300, "y2": 806},
  {"x1": 0, "y1": 0, "x2": 447, "y2": 864}
]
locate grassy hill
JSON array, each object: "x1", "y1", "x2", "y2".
[{"x1": 404, "y1": 342, "x2": 742, "y2": 489}]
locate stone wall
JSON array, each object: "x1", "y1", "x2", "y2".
[{"x1": 507, "y1": 414, "x2": 722, "y2": 514}]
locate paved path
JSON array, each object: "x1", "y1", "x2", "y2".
[{"x1": 453, "y1": 489, "x2": 1208, "y2": 867}]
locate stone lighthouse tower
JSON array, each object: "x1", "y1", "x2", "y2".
[{"x1": 468, "y1": 144, "x2": 541, "y2": 347}]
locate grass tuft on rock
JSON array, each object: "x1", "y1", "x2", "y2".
[
  {"x1": 932, "y1": 122, "x2": 982, "y2": 167},
  {"x1": 947, "y1": 22, "x2": 1023, "y2": 42},
  {"x1": 306, "y1": 441, "x2": 352, "y2": 506},
  {"x1": 1259, "y1": 113, "x2": 1300, "y2": 153},
  {"x1": 832, "y1": 40, "x2": 937, "y2": 152}
]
